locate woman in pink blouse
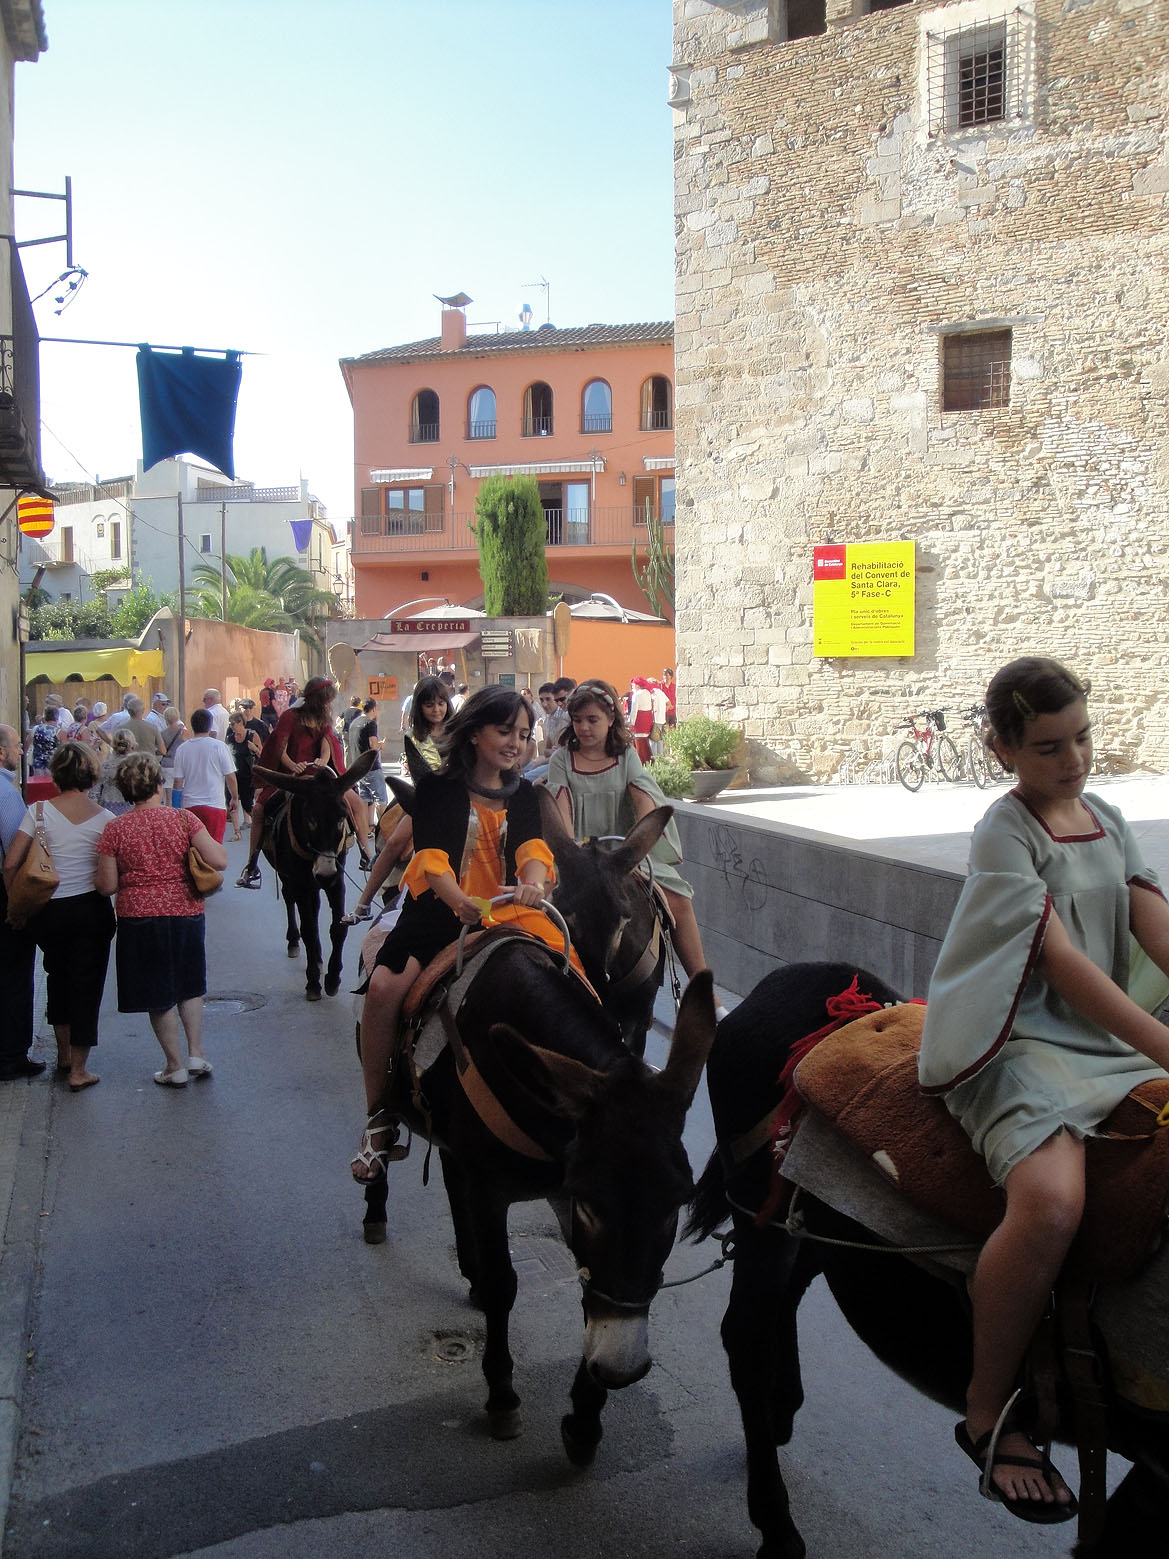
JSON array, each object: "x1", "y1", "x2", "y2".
[{"x1": 95, "y1": 753, "x2": 227, "y2": 1087}]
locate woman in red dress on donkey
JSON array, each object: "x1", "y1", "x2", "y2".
[{"x1": 235, "y1": 676, "x2": 372, "y2": 889}]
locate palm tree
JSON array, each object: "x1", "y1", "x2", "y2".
[{"x1": 185, "y1": 547, "x2": 337, "y2": 644}]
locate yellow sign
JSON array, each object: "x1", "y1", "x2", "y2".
[
  {"x1": 812, "y1": 541, "x2": 915, "y2": 657},
  {"x1": 368, "y1": 676, "x2": 399, "y2": 700}
]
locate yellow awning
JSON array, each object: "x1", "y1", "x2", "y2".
[{"x1": 24, "y1": 647, "x2": 166, "y2": 685}]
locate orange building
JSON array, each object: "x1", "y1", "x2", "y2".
[{"x1": 340, "y1": 301, "x2": 674, "y2": 620}]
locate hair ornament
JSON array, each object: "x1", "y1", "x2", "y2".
[
  {"x1": 1012, "y1": 690, "x2": 1037, "y2": 720},
  {"x1": 578, "y1": 683, "x2": 615, "y2": 709}
]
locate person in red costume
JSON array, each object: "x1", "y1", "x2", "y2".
[
  {"x1": 235, "y1": 676, "x2": 371, "y2": 889},
  {"x1": 628, "y1": 675, "x2": 654, "y2": 763}
]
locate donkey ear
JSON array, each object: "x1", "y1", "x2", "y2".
[
  {"x1": 387, "y1": 775, "x2": 415, "y2": 815},
  {"x1": 402, "y1": 737, "x2": 432, "y2": 787},
  {"x1": 487, "y1": 1022, "x2": 600, "y2": 1117},
  {"x1": 536, "y1": 782, "x2": 574, "y2": 845},
  {"x1": 655, "y1": 969, "x2": 716, "y2": 1111},
  {"x1": 609, "y1": 805, "x2": 673, "y2": 876},
  {"x1": 251, "y1": 764, "x2": 316, "y2": 795},
  {"x1": 337, "y1": 748, "x2": 378, "y2": 794}
]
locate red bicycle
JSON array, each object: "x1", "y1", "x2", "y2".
[{"x1": 894, "y1": 709, "x2": 961, "y2": 792}]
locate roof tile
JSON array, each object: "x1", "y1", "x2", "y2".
[{"x1": 344, "y1": 321, "x2": 674, "y2": 367}]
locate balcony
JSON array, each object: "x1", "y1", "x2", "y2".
[
  {"x1": 0, "y1": 246, "x2": 44, "y2": 489},
  {"x1": 521, "y1": 415, "x2": 554, "y2": 438},
  {"x1": 409, "y1": 423, "x2": 440, "y2": 444},
  {"x1": 640, "y1": 408, "x2": 672, "y2": 432},
  {"x1": 580, "y1": 413, "x2": 612, "y2": 434},
  {"x1": 351, "y1": 505, "x2": 675, "y2": 557},
  {"x1": 466, "y1": 420, "x2": 496, "y2": 440}
]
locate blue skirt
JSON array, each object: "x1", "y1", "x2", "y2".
[{"x1": 115, "y1": 914, "x2": 207, "y2": 1013}]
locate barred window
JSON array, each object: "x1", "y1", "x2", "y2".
[
  {"x1": 927, "y1": 13, "x2": 1023, "y2": 136},
  {"x1": 942, "y1": 330, "x2": 1011, "y2": 412}
]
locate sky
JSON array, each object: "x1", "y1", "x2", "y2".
[{"x1": 15, "y1": 0, "x2": 676, "y2": 538}]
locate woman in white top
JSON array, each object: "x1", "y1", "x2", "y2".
[{"x1": 2, "y1": 741, "x2": 116, "y2": 1090}]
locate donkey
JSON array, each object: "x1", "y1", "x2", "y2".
[
  {"x1": 536, "y1": 784, "x2": 670, "y2": 1057},
  {"x1": 385, "y1": 947, "x2": 716, "y2": 1459},
  {"x1": 251, "y1": 750, "x2": 376, "y2": 1001},
  {"x1": 688, "y1": 961, "x2": 1169, "y2": 1559}
]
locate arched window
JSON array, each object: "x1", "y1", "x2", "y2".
[
  {"x1": 640, "y1": 376, "x2": 672, "y2": 432},
  {"x1": 522, "y1": 381, "x2": 553, "y2": 438},
  {"x1": 467, "y1": 386, "x2": 496, "y2": 440},
  {"x1": 410, "y1": 388, "x2": 439, "y2": 444},
  {"x1": 580, "y1": 379, "x2": 612, "y2": 434}
]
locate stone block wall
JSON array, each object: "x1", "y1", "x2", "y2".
[{"x1": 671, "y1": 0, "x2": 1169, "y2": 780}]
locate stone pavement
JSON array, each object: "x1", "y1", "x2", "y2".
[{"x1": 3, "y1": 770, "x2": 1168, "y2": 1550}]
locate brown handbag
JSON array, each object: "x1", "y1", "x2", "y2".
[
  {"x1": 5, "y1": 802, "x2": 60, "y2": 929},
  {"x1": 187, "y1": 844, "x2": 223, "y2": 897}
]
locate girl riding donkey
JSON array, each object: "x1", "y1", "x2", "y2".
[
  {"x1": 236, "y1": 676, "x2": 372, "y2": 890},
  {"x1": 545, "y1": 679, "x2": 727, "y2": 1021},
  {"x1": 351, "y1": 686, "x2": 557, "y2": 1182},
  {"x1": 919, "y1": 656, "x2": 1169, "y2": 1524}
]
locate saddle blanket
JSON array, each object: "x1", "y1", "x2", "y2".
[
  {"x1": 792, "y1": 1002, "x2": 1169, "y2": 1286},
  {"x1": 782, "y1": 1110, "x2": 1169, "y2": 1417}
]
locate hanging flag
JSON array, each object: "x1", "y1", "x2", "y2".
[
  {"x1": 18, "y1": 495, "x2": 55, "y2": 539},
  {"x1": 288, "y1": 518, "x2": 313, "y2": 554},
  {"x1": 137, "y1": 345, "x2": 242, "y2": 479}
]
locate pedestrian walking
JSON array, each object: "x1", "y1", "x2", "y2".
[
  {"x1": 3, "y1": 741, "x2": 116, "y2": 1091},
  {"x1": 95, "y1": 753, "x2": 227, "y2": 1088},
  {"x1": 0, "y1": 722, "x2": 41, "y2": 1082},
  {"x1": 171, "y1": 709, "x2": 239, "y2": 842}
]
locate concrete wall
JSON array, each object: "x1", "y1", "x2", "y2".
[
  {"x1": 674, "y1": 801, "x2": 962, "y2": 999},
  {"x1": 671, "y1": 0, "x2": 1169, "y2": 782}
]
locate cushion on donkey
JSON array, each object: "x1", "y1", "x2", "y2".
[{"x1": 793, "y1": 1002, "x2": 1169, "y2": 1285}]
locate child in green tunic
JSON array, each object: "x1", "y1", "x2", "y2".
[{"x1": 920, "y1": 657, "x2": 1169, "y2": 1523}]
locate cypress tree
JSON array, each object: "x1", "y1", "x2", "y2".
[{"x1": 472, "y1": 475, "x2": 548, "y2": 615}]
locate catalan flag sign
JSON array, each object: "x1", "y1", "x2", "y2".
[{"x1": 17, "y1": 496, "x2": 54, "y2": 539}]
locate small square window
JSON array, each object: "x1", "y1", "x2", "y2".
[
  {"x1": 942, "y1": 330, "x2": 1011, "y2": 411},
  {"x1": 927, "y1": 13, "x2": 1024, "y2": 136}
]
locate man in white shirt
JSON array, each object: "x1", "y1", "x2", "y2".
[
  {"x1": 145, "y1": 692, "x2": 170, "y2": 732},
  {"x1": 173, "y1": 708, "x2": 239, "y2": 841},
  {"x1": 98, "y1": 693, "x2": 135, "y2": 738},
  {"x1": 202, "y1": 688, "x2": 231, "y2": 742}
]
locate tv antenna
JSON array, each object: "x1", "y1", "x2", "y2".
[{"x1": 522, "y1": 275, "x2": 550, "y2": 324}]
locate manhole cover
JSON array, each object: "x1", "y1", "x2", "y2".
[
  {"x1": 433, "y1": 1332, "x2": 476, "y2": 1365},
  {"x1": 203, "y1": 992, "x2": 268, "y2": 1016}
]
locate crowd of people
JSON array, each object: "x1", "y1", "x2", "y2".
[
  {"x1": 0, "y1": 679, "x2": 293, "y2": 1091},
  {"x1": 7, "y1": 650, "x2": 1169, "y2": 1525}
]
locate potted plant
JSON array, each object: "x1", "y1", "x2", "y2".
[{"x1": 660, "y1": 714, "x2": 743, "y2": 800}]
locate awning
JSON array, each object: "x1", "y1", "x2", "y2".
[
  {"x1": 360, "y1": 631, "x2": 481, "y2": 655},
  {"x1": 24, "y1": 646, "x2": 166, "y2": 684}
]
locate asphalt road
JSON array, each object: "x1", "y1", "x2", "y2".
[{"x1": 4, "y1": 838, "x2": 1082, "y2": 1559}]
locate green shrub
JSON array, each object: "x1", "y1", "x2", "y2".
[
  {"x1": 666, "y1": 714, "x2": 740, "y2": 771},
  {"x1": 472, "y1": 474, "x2": 548, "y2": 615},
  {"x1": 645, "y1": 753, "x2": 692, "y2": 799}
]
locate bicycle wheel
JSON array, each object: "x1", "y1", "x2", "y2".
[
  {"x1": 896, "y1": 740, "x2": 925, "y2": 792},
  {"x1": 937, "y1": 734, "x2": 962, "y2": 783},
  {"x1": 986, "y1": 747, "x2": 1007, "y2": 784},
  {"x1": 968, "y1": 734, "x2": 990, "y2": 789}
]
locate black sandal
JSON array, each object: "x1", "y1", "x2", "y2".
[{"x1": 955, "y1": 1398, "x2": 1077, "y2": 1526}]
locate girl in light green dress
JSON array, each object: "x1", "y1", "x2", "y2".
[
  {"x1": 919, "y1": 657, "x2": 1169, "y2": 1524},
  {"x1": 545, "y1": 678, "x2": 714, "y2": 990}
]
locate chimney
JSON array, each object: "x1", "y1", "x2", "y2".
[{"x1": 440, "y1": 306, "x2": 466, "y2": 351}]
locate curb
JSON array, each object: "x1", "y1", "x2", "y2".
[{"x1": 0, "y1": 968, "x2": 52, "y2": 1556}]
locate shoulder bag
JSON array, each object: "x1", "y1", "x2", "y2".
[
  {"x1": 188, "y1": 842, "x2": 223, "y2": 897},
  {"x1": 5, "y1": 802, "x2": 60, "y2": 929}
]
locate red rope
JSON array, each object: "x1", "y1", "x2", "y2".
[{"x1": 754, "y1": 976, "x2": 885, "y2": 1229}]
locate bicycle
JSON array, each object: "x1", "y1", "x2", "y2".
[
  {"x1": 894, "y1": 709, "x2": 961, "y2": 792},
  {"x1": 963, "y1": 703, "x2": 1007, "y2": 790}
]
